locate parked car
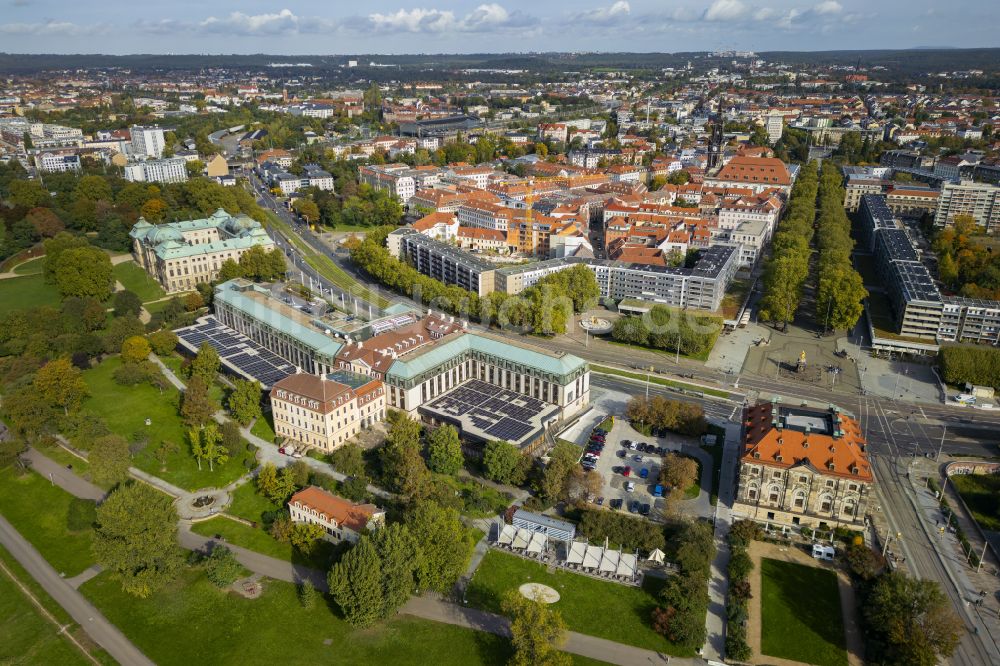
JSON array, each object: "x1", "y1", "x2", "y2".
[
  {"x1": 610, "y1": 498, "x2": 623, "y2": 510},
  {"x1": 596, "y1": 497, "x2": 605, "y2": 506},
  {"x1": 639, "y1": 468, "x2": 649, "y2": 479},
  {"x1": 633, "y1": 454, "x2": 643, "y2": 462},
  {"x1": 616, "y1": 449, "x2": 627, "y2": 458},
  {"x1": 653, "y1": 484, "x2": 664, "y2": 497},
  {"x1": 628, "y1": 500, "x2": 640, "y2": 513},
  {"x1": 640, "y1": 503, "x2": 651, "y2": 516},
  {"x1": 623, "y1": 466, "x2": 632, "y2": 477},
  {"x1": 625, "y1": 481, "x2": 635, "y2": 492},
  {"x1": 621, "y1": 439, "x2": 632, "y2": 447}
]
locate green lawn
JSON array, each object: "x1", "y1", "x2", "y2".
[
  {"x1": 0, "y1": 545, "x2": 100, "y2": 666},
  {"x1": 32, "y1": 440, "x2": 105, "y2": 487},
  {"x1": 250, "y1": 413, "x2": 277, "y2": 443},
  {"x1": 83, "y1": 566, "x2": 523, "y2": 666},
  {"x1": 11, "y1": 256, "x2": 44, "y2": 275},
  {"x1": 226, "y1": 482, "x2": 281, "y2": 525},
  {"x1": 267, "y1": 213, "x2": 391, "y2": 309},
  {"x1": 684, "y1": 456, "x2": 703, "y2": 499},
  {"x1": 590, "y1": 364, "x2": 730, "y2": 399},
  {"x1": 950, "y1": 473, "x2": 1000, "y2": 531},
  {"x1": 759, "y1": 558, "x2": 848, "y2": 666},
  {"x1": 113, "y1": 260, "x2": 166, "y2": 303},
  {"x1": 190, "y1": 516, "x2": 337, "y2": 571},
  {"x1": 467, "y1": 550, "x2": 689, "y2": 656},
  {"x1": 81, "y1": 356, "x2": 254, "y2": 492},
  {"x1": 607, "y1": 335, "x2": 718, "y2": 363},
  {"x1": 0, "y1": 467, "x2": 95, "y2": 577},
  {"x1": 0, "y1": 274, "x2": 62, "y2": 312}
]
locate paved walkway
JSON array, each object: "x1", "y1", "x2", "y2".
[
  {"x1": 23, "y1": 448, "x2": 105, "y2": 502},
  {"x1": 65, "y1": 564, "x2": 105, "y2": 590},
  {"x1": 0, "y1": 515, "x2": 155, "y2": 666},
  {"x1": 701, "y1": 421, "x2": 739, "y2": 662}
]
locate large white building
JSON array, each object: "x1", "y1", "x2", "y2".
[
  {"x1": 124, "y1": 157, "x2": 188, "y2": 184},
  {"x1": 37, "y1": 152, "x2": 81, "y2": 173},
  {"x1": 288, "y1": 486, "x2": 385, "y2": 544},
  {"x1": 934, "y1": 181, "x2": 1000, "y2": 233},
  {"x1": 129, "y1": 209, "x2": 276, "y2": 293},
  {"x1": 130, "y1": 125, "x2": 166, "y2": 158}
]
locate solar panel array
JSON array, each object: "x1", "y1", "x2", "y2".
[
  {"x1": 176, "y1": 317, "x2": 296, "y2": 387},
  {"x1": 424, "y1": 379, "x2": 550, "y2": 443}
]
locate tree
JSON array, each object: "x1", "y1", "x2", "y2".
[
  {"x1": 328, "y1": 537, "x2": 385, "y2": 627},
  {"x1": 298, "y1": 580, "x2": 319, "y2": 608},
  {"x1": 120, "y1": 335, "x2": 151, "y2": 365},
  {"x1": 25, "y1": 207, "x2": 64, "y2": 238},
  {"x1": 42, "y1": 232, "x2": 89, "y2": 284},
  {"x1": 52, "y1": 246, "x2": 114, "y2": 301},
  {"x1": 256, "y1": 462, "x2": 297, "y2": 504},
  {"x1": 92, "y1": 482, "x2": 182, "y2": 598},
  {"x1": 371, "y1": 523, "x2": 418, "y2": 616},
  {"x1": 330, "y1": 443, "x2": 366, "y2": 477},
  {"x1": 866, "y1": 573, "x2": 963, "y2": 666},
  {"x1": 537, "y1": 441, "x2": 580, "y2": 503},
  {"x1": 33, "y1": 357, "x2": 88, "y2": 415},
  {"x1": 204, "y1": 545, "x2": 243, "y2": 588},
  {"x1": 113, "y1": 289, "x2": 143, "y2": 318},
  {"x1": 148, "y1": 330, "x2": 178, "y2": 356},
  {"x1": 660, "y1": 452, "x2": 698, "y2": 494},
  {"x1": 290, "y1": 522, "x2": 326, "y2": 553},
  {"x1": 180, "y1": 376, "x2": 215, "y2": 427},
  {"x1": 189, "y1": 422, "x2": 227, "y2": 472},
  {"x1": 483, "y1": 439, "x2": 527, "y2": 485},
  {"x1": 407, "y1": 501, "x2": 473, "y2": 593},
  {"x1": 89, "y1": 435, "x2": 132, "y2": 487},
  {"x1": 501, "y1": 590, "x2": 571, "y2": 666},
  {"x1": 425, "y1": 425, "x2": 463, "y2": 474},
  {"x1": 292, "y1": 198, "x2": 320, "y2": 224},
  {"x1": 7, "y1": 179, "x2": 49, "y2": 208},
  {"x1": 227, "y1": 379, "x2": 262, "y2": 426},
  {"x1": 563, "y1": 467, "x2": 603, "y2": 504},
  {"x1": 217, "y1": 258, "x2": 243, "y2": 282},
  {"x1": 189, "y1": 342, "x2": 220, "y2": 384},
  {"x1": 74, "y1": 175, "x2": 113, "y2": 203}
]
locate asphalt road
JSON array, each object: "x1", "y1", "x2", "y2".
[{"x1": 0, "y1": 515, "x2": 155, "y2": 666}]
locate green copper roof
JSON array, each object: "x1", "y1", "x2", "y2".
[
  {"x1": 214, "y1": 281, "x2": 343, "y2": 358},
  {"x1": 129, "y1": 209, "x2": 272, "y2": 261},
  {"x1": 386, "y1": 332, "x2": 587, "y2": 382}
]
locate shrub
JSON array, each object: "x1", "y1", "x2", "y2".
[
  {"x1": 298, "y1": 580, "x2": 319, "y2": 608},
  {"x1": 204, "y1": 546, "x2": 244, "y2": 588}
]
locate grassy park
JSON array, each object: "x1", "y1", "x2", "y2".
[
  {"x1": 81, "y1": 357, "x2": 254, "y2": 491},
  {"x1": 466, "y1": 550, "x2": 687, "y2": 656},
  {"x1": 950, "y1": 473, "x2": 1000, "y2": 531},
  {"x1": 81, "y1": 566, "x2": 602, "y2": 666},
  {"x1": 11, "y1": 256, "x2": 44, "y2": 275},
  {"x1": 250, "y1": 413, "x2": 277, "y2": 443},
  {"x1": 0, "y1": 546, "x2": 105, "y2": 666},
  {"x1": 112, "y1": 260, "x2": 166, "y2": 303},
  {"x1": 759, "y1": 558, "x2": 848, "y2": 666},
  {"x1": 0, "y1": 467, "x2": 95, "y2": 578},
  {"x1": 0, "y1": 274, "x2": 62, "y2": 311}
]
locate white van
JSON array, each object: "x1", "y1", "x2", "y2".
[{"x1": 812, "y1": 544, "x2": 836, "y2": 561}]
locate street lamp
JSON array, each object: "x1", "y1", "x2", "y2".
[{"x1": 882, "y1": 531, "x2": 901, "y2": 557}]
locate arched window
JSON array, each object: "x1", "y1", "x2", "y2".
[
  {"x1": 843, "y1": 501, "x2": 856, "y2": 518},
  {"x1": 768, "y1": 485, "x2": 781, "y2": 503},
  {"x1": 793, "y1": 489, "x2": 807, "y2": 509},
  {"x1": 819, "y1": 495, "x2": 833, "y2": 513},
  {"x1": 746, "y1": 483, "x2": 759, "y2": 501}
]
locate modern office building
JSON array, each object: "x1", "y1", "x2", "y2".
[
  {"x1": 130, "y1": 125, "x2": 166, "y2": 158},
  {"x1": 129, "y1": 209, "x2": 275, "y2": 293},
  {"x1": 390, "y1": 227, "x2": 497, "y2": 296},
  {"x1": 124, "y1": 157, "x2": 188, "y2": 184},
  {"x1": 36, "y1": 152, "x2": 81, "y2": 173},
  {"x1": 734, "y1": 401, "x2": 874, "y2": 529}
]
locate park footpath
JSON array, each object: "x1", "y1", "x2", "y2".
[
  {"x1": 26, "y1": 445, "x2": 703, "y2": 666},
  {"x1": 701, "y1": 421, "x2": 741, "y2": 663}
]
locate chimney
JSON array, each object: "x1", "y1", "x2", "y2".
[{"x1": 357, "y1": 341, "x2": 363, "y2": 349}]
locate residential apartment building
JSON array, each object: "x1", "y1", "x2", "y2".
[
  {"x1": 288, "y1": 486, "x2": 384, "y2": 544},
  {"x1": 130, "y1": 125, "x2": 165, "y2": 158},
  {"x1": 765, "y1": 112, "x2": 784, "y2": 144},
  {"x1": 124, "y1": 157, "x2": 188, "y2": 184},
  {"x1": 885, "y1": 186, "x2": 940, "y2": 218},
  {"x1": 129, "y1": 209, "x2": 275, "y2": 293},
  {"x1": 934, "y1": 181, "x2": 1000, "y2": 233},
  {"x1": 36, "y1": 152, "x2": 81, "y2": 173},
  {"x1": 390, "y1": 227, "x2": 497, "y2": 296},
  {"x1": 359, "y1": 164, "x2": 417, "y2": 202},
  {"x1": 270, "y1": 371, "x2": 385, "y2": 452},
  {"x1": 734, "y1": 401, "x2": 874, "y2": 529}
]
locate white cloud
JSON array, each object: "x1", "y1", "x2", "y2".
[
  {"x1": 573, "y1": 1, "x2": 631, "y2": 24},
  {"x1": 366, "y1": 4, "x2": 532, "y2": 33},
  {"x1": 703, "y1": 0, "x2": 750, "y2": 22},
  {"x1": 200, "y1": 8, "x2": 301, "y2": 35},
  {"x1": 813, "y1": 0, "x2": 843, "y2": 15},
  {"x1": 0, "y1": 19, "x2": 106, "y2": 35}
]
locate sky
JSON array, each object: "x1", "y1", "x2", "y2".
[{"x1": 0, "y1": 0, "x2": 997, "y2": 55}]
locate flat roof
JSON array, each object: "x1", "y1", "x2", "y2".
[{"x1": 512, "y1": 508, "x2": 576, "y2": 533}]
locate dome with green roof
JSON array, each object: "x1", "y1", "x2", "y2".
[{"x1": 147, "y1": 225, "x2": 184, "y2": 245}]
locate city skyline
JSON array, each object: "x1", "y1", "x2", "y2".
[{"x1": 1, "y1": 0, "x2": 997, "y2": 55}]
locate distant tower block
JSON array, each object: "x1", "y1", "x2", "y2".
[{"x1": 796, "y1": 350, "x2": 807, "y2": 373}]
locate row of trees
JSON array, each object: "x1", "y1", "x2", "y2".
[
  {"x1": 216, "y1": 245, "x2": 287, "y2": 284},
  {"x1": 624, "y1": 396, "x2": 707, "y2": 437},
  {"x1": 349, "y1": 228, "x2": 600, "y2": 336},
  {"x1": 610, "y1": 306, "x2": 722, "y2": 357},
  {"x1": 758, "y1": 162, "x2": 818, "y2": 329},
  {"x1": 577, "y1": 507, "x2": 666, "y2": 552},
  {"x1": 939, "y1": 344, "x2": 1000, "y2": 388},
  {"x1": 652, "y1": 521, "x2": 715, "y2": 649},
  {"x1": 814, "y1": 162, "x2": 867, "y2": 332}
]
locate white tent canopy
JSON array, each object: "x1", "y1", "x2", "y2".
[
  {"x1": 512, "y1": 528, "x2": 532, "y2": 550},
  {"x1": 582, "y1": 544, "x2": 603, "y2": 569},
  {"x1": 599, "y1": 548, "x2": 620, "y2": 573},
  {"x1": 646, "y1": 548, "x2": 665, "y2": 564},
  {"x1": 497, "y1": 524, "x2": 516, "y2": 546},
  {"x1": 566, "y1": 541, "x2": 587, "y2": 565},
  {"x1": 617, "y1": 553, "x2": 638, "y2": 578},
  {"x1": 526, "y1": 531, "x2": 547, "y2": 554}
]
